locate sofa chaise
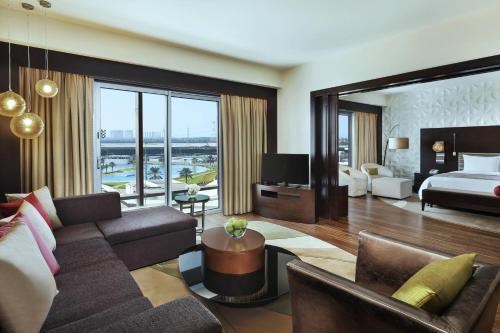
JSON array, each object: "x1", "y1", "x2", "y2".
[{"x1": 24, "y1": 192, "x2": 220, "y2": 333}]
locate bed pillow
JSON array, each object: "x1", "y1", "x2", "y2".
[
  {"x1": 494, "y1": 185, "x2": 500, "y2": 197},
  {"x1": 463, "y1": 155, "x2": 499, "y2": 173},
  {"x1": 17, "y1": 201, "x2": 56, "y2": 251},
  {"x1": 0, "y1": 219, "x2": 58, "y2": 333},
  {"x1": 6, "y1": 186, "x2": 63, "y2": 229}
]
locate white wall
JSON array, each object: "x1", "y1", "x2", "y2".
[
  {"x1": 278, "y1": 5, "x2": 500, "y2": 154},
  {"x1": 0, "y1": 7, "x2": 282, "y2": 88},
  {"x1": 383, "y1": 77, "x2": 500, "y2": 178},
  {"x1": 341, "y1": 92, "x2": 387, "y2": 106}
]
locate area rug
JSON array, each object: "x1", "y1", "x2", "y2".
[
  {"x1": 378, "y1": 195, "x2": 500, "y2": 234},
  {"x1": 131, "y1": 221, "x2": 356, "y2": 333}
]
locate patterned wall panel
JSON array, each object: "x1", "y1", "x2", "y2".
[{"x1": 382, "y1": 79, "x2": 500, "y2": 178}]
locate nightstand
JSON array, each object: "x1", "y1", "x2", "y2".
[{"x1": 413, "y1": 172, "x2": 431, "y2": 192}]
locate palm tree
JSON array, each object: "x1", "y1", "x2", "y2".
[
  {"x1": 148, "y1": 166, "x2": 163, "y2": 180},
  {"x1": 191, "y1": 157, "x2": 199, "y2": 165},
  {"x1": 109, "y1": 161, "x2": 116, "y2": 172},
  {"x1": 179, "y1": 167, "x2": 193, "y2": 183},
  {"x1": 207, "y1": 155, "x2": 216, "y2": 166},
  {"x1": 101, "y1": 163, "x2": 109, "y2": 173}
]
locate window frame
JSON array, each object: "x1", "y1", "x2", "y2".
[
  {"x1": 93, "y1": 81, "x2": 222, "y2": 212},
  {"x1": 338, "y1": 110, "x2": 353, "y2": 167}
]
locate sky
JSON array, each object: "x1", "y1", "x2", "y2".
[
  {"x1": 339, "y1": 113, "x2": 349, "y2": 138},
  {"x1": 100, "y1": 88, "x2": 218, "y2": 138}
]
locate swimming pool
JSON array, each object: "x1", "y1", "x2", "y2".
[{"x1": 102, "y1": 163, "x2": 208, "y2": 183}]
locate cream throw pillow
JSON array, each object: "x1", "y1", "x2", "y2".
[
  {"x1": 17, "y1": 201, "x2": 56, "y2": 251},
  {"x1": 6, "y1": 186, "x2": 63, "y2": 229},
  {"x1": 0, "y1": 222, "x2": 58, "y2": 333}
]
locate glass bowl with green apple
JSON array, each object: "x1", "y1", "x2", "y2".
[{"x1": 224, "y1": 218, "x2": 248, "y2": 239}]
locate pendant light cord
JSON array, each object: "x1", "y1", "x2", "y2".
[
  {"x1": 44, "y1": 6, "x2": 49, "y2": 79},
  {"x1": 8, "y1": 41, "x2": 12, "y2": 91},
  {"x1": 26, "y1": 12, "x2": 31, "y2": 112},
  {"x1": 7, "y1": 0, "x2": 12, "y2": 91}
]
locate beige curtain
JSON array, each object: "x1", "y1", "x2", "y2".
[
  {"x1": 354, "y1": 112, "x2": 377, "y2": 169},
  {"x1": 221, "y1": 95, "x2": 267, "y2": 215},
  {"x1": 19, "y1": 67, "x2": 94, "y2": 197}
]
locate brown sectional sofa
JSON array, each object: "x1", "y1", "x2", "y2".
[{"x1": 26, "y1": 192, "x2": 220, "y2": 333}]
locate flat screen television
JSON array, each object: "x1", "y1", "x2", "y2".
[{"x1": 261, "y1": 153, "x2": 309, "y2": 185}]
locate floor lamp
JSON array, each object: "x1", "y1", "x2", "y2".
[{"x1": 383, "y1": 124, "x2": 409, "y2": 166}]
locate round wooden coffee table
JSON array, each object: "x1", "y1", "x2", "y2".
[
  {"x1": 201, "y1": 228, "x2": 265, "y2": 275},
  {"x1": 180, "y1": 227, "x2": 299, "y2": 306}
]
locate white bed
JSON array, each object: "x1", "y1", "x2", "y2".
[
  {"x1": 418, "y1": 170, "x2": 500, "y2": 199},
  {"x1": 418, "y1": 152, "x2": 500, "y2": 199}
]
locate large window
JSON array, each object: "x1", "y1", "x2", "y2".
[
  {"x1": 339, "y1": 112, "x2": 352, "y2": 166},
  {"x1": 94, "y1": 83, "x2": 220, "y2": 211}
]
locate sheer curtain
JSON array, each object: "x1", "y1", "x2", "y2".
[
  {"x1": 19, "y1": 67, "x2": 94, "y2": 197},
  {"x1": 354, "y1": 112, "x2": 378, "y2": 169},
  {"x1": 221, "y1": 95, "x2": 267, "y2": 215}
]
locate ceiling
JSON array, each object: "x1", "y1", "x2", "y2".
[{"x1": 1, "y1": 0, "x2": 499, "y2": 67}]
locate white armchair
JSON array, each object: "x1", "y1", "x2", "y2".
[
  {"x1": 360, "y1": 163, "x2": 394, "y2": 192},
  {"x1": 339, "y1": 165, "x2": 368, "y2": 197}
]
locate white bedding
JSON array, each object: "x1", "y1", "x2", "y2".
[{"x1": 418, "y1": 171, "x2": 500, "y2": 199}]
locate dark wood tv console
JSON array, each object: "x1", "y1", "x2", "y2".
[{"x1": 252, "y1": 183, "x2": 317, "y2": 224}]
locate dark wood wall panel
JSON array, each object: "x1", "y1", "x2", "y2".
[
  {"x1": 420, "y1": 125, "x2": 500, "y2": 174},
  {"x1": 0, "y1": 42, "x2": 277, "y2": 196}
]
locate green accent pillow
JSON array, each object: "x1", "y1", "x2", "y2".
[
  {"x1": 366, "y1": 167, "x2": 378, "y2": 176},
  {"x1": 392, "y1": 253, "x2": 476, "y2": 313},
  {"x1": 343, "y1": 169, "x2": 350, "y2": 176}
]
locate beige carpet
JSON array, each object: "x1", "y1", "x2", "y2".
[
  {"x1": 378, "y1": 195, "x2": 500, "y2": 234},
  {"x1": 131, "y1": 221, "x2": 356, "y2": 333}
]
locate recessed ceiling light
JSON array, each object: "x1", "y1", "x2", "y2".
[
  {"x1": 39, "y1": 0, "x2": 51, "y2": 8},
  {"x1": 21, "y1": 2, "x2": 34, "y2": 10}
]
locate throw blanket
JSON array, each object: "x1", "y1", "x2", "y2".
[{"x1": 436, "y1": 173, "x2": 500, "y2": 181}]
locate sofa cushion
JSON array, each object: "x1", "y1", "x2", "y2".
[
  {"x1": 90, "y1": 296, "x2": 222, "y2": 333},
  {"x1": 54, "y1": 222, "x2": 104, "y2": 245},
  {"x1": 96, "y1": 206, "x2": 197, "y2": 245},
  {"x1": 43, "y1": 260, "x2": 143, "y2": 330},
  {"x1": 7, "y1": 186, "x2": 63, "y2": 229},
  {"x1": 54, "y1": 238, "x2": 118, "y2": 274},
  {"x1": 43, "y1": 297, "x2": 152, "y2": 333},
  {"x1": 0, "y1": 221, "x2": 58, "y2": 333}
]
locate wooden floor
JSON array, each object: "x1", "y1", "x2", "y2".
[{"x1": 204, "y1": 195, "x2": 500, "y2": 332}]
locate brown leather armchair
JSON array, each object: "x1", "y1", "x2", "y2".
[{"x1": 287, "y1": 231, "x2": 500, "y2": 333}]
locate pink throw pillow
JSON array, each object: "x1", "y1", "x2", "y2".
[
  {"x1": 24, "y1": 193, "x2": 53, "y2": 231},
  {"x1": 15, "y1": 212, "x2": 60, "y2": 275},
  {"x1": 0, "y1": 193, "x2": 52, "y2": 232}
]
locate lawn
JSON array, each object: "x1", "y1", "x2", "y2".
[
  {"x1": 102, "y1": 181, "x2": 128, "y2": 189},
  {"x1": 174, "y1": 168, "x2": 217, "y2": 186}
]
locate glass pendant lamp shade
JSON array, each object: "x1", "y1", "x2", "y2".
[
  {"x1": 0, "y1": 90, "x2": 27, "y2": 117},
  {"x1": 10, "y1": 112, "x2": 44, "y2": 139},
  {"x1": 35, "y1": 78, "x2": 58, "y2": 98}
]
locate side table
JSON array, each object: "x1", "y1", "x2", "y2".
[
  {"x1": 174, "y1": 194, "x2": 210, "y2": 233},
  {"x1": 413, "y1": 172, "x2": 431, "y2": 193}
]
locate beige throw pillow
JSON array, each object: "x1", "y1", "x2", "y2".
[
  {"x1": 0, "y1": 222, "x2": 58, "y2": 333},
  {"x1": 18, "y1": 201, "x2": 57, "y2": 251},
  {"x1": 6, "y1": 186, "x2": 63, "y2": 229}
]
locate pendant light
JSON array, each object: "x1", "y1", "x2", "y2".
[
  {"x1": 0, "y1": 1, "x2": 27, "y2": 117},
  {"x1": 11, "y1": 7, "x2": 44, "y2": 139},
  {"x1": 35, "y1": 0, "x2": 58, "y2": 98}
]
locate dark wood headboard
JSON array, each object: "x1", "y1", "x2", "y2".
[{"x1": 420, "y1": 125, "x2": 500, "y2": 174}]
